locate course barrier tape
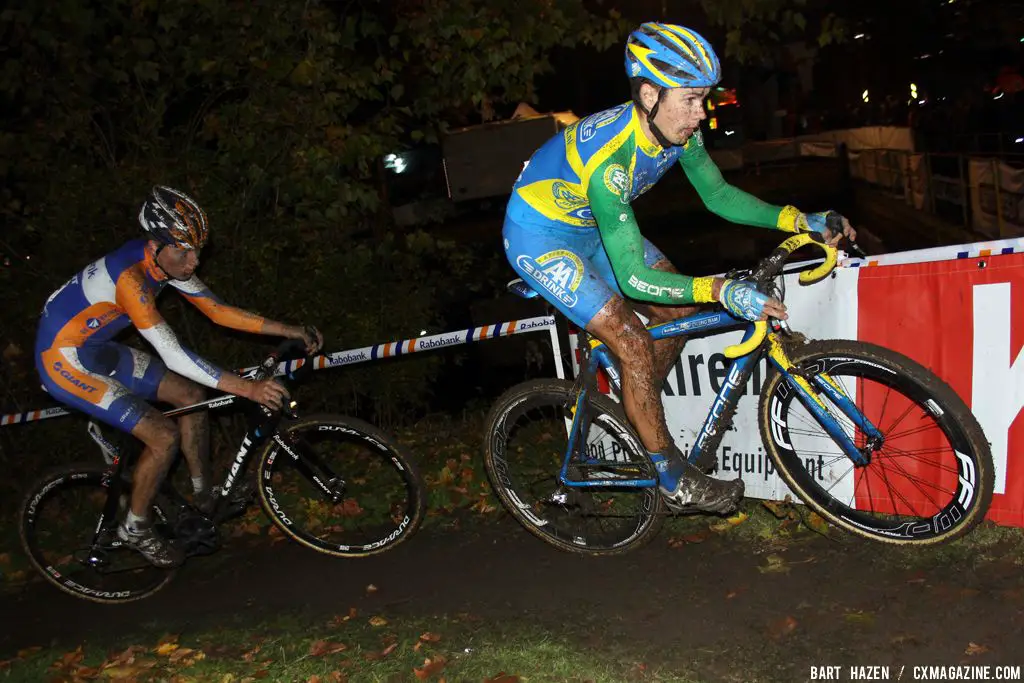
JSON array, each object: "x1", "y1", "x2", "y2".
[{"x1": 0, "y1": 315, "x2": 560, "y2": 427}]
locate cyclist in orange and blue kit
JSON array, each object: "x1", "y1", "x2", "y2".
[
  {"x1": 504, "y1": 22, "x2": 856, "y2": 514},
  {"x1": 36, "y1": 186, "x2": 323, "y2": 567}
]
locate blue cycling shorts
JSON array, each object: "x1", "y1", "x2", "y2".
[
  {"x1": 35, "y1": 342, "x2": 168, "y2": 433},
  {"x1": 502, "y1": 216, "x2": 666, "y2": 328}
]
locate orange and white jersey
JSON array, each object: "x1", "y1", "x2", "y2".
[{"x1": 37, "y1": 238, "x2": 265, "y2": 389}]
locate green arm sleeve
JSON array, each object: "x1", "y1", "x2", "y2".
[
  {"x1": 588, "y1": 144, "x2": 715, "y2": 306},
  {"x1": 680, "y1": 135, "x2": 785, "y2": 228}
]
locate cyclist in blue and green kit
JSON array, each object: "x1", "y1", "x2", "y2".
[{"x1": 503, "y1": 21, "x2": 855, "y2": 514}]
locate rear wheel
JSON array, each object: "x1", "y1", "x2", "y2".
[
  {"x1": 19, "y1": 464, "x2": 177, "y2": 603},
  {"x1": 484, "y1": 379, "x2": 664, "y2": 556}
]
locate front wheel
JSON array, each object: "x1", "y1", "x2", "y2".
[
  {"x1": 758, "y1": 339, "x2": 994, "y2": 546},
  {"x1": 256, "y1": 414, "x2": 425, "y2": 557},
  {"x1": 19, "y1": 464, "x2": 177, "y2": 603},
  {"x1": 483, "y1": 379, "x2": 664, "y2": 556}
]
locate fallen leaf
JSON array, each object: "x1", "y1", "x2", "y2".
[
  {"x1": 762, "y1": 499, "x2": 798, "y2": 519},
  {"x1": 156, "y1": 642, "x2": 180, "y2": 656},
  {"x1": 308, "y1": 676, "x2": 322, "y2": 683},
  {"x1": 668, "y1": 530, "x2": 711, "y2": 547},
  {"x1": 107, "y1": 645, "x2": 147, "y2": 666},
  {"x1": 102, "y1": 664, "x2": 147, "y2": 679},
  {"x1": 309, "y1": 640, "x2": 348, "y2": 657},
  {"x1": 175, "y1": 650, "x2": 205, "y2": 666},
  {"x1": 890, "y1": 634, "x2": 922, "y2": 647},
  {"x1": 363, "y1": 642, "x2": 398, "y2": 661},
  {"x1": 241, "y1": 645, "x2": 261, "y2": 662},
  {"x1": 768, "y1": 615, "x2": 798, "y2": 639},
  {"x1": 805, "y1": 512, "x2": 831, "y2": 534},
  {"x1": 73, "y1": 664, "x2": 103, "y2": 677},
  {"x1": 368, "y1": 616, "x2": 388, "y2": 627},
  {"x1": 17, "y1": 646, "x2": 41, "y2": 659},
  {"x1": 965, "y1": 642, "x2": 991, "y2": 656},
  {"x1": 758, "y1": 554, "x2": 791, "y2": 574},
  {"x1": 328, "y1": 672, "x2": 347, "y2": 682},
  {"x1": 250, "y1": 669, "x2": 270, "y2": 680},
  {"x1": 52, "y1": 646, "x2": 85, "y2": 669},
  {"x1": 365, "y1": 584, "x2": 378, "y2": 595},
  {"x1": 418, "y1": 632, "x2": 442, "y2": 643},
  {"x1": 413, "y1": 655, "x2": 447, "y2": 679},
  {"x1": 168, "y1": 647, "x2": 195, "y2": 662},
  {"x1": 710, "y1": 511, "x2": 749, "y2": 532},
  {"x1": 484, "y1": 674, "x2": 521, "y2": 683},
  {"x1": 158, "y1": 633, "x2": 180, "y2": 646},
  {"x1": 844, "y1": 609, "x2": 876, "y2": 625}
]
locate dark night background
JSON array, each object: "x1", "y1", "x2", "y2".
[{"x1": 1, "y1": 0, "x2": 1021, "y2": 483}]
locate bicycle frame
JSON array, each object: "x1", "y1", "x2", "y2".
[
  {"x1": 559, "y1": 238, "x2": 886, "y2": 491},
  {"x1": 88, "y1": 355, "x2": 345, "y2": 547}
]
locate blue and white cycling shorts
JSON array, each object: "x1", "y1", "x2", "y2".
[
  {"x1": 502, "y1": 216, "x2": 666, "y2": 329},
  {"x1": 35, "y1": 341, "x2": 168, "y2": 433}
]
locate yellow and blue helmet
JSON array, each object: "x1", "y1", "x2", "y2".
[{"x1": 625, "y1": 22, "x2": 721, "y2": 89}]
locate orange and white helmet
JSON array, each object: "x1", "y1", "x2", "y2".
[{"x1": 139, "y1": 186, "x2": 209, "y2": 250}]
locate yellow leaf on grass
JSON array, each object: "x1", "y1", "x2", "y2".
[
  {"x1": 418, "y1": 632, "x2": 442, "y2": 643},
  {"x1": 368, "y1": 616, "x2": 388, "y2": 627},
  {"x1": 758, "y1": 554, "x2": 791, "y2": 574},
  {"x1": 102, "y1": 664, "x2": 147, "y2": 679},
  {"x1": 156, "y1": 642, "x2": 180, "y2": 656},
  {"x1": 844, "y1": 609, "x2": 876, "y2": 625},
  {"x1": 710, "y1": 511, "x2": 749, "y2": 532},
  {"x1": 965, "y1": 642, "x2": 991, "y2": 656},
  {"x1": 169, "y1": 648, "x2": 205, "y2": 666}
]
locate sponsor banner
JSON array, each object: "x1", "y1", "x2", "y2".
[{"x1": 857, "y1": 252, "x2": 1024, "y2": 527}]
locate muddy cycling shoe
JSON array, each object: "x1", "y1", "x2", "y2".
[
  {"x1": 117, "y1": 521, "x2": 185, "y2": 568},
  {"x1": 193, "y1": 489, "x2": 218, "y2": 516},
  {"x1": 659, "y1": 461, "x2": 744, "y2": 514}
]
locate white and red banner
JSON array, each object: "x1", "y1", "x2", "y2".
[{"x1": 570, "y1": 237, "x2": 1024, "y2": 528}]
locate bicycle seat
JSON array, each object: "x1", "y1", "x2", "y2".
[{"x1": 507, "y1": 278, "x2": 540, "y2": 300}]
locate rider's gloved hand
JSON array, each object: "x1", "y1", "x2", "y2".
[
  {"x1": 778, "y1": 205, "x2": 857, "y2": 246},
  {"x1": 806, "y1": 210, "x2": 857, "y2": 246},
  {"x1": 718, "y1": 279, "x2": 787, "y2": 322},
  {"x1": 292, "y1": 325, "x2": 323, "y2": 354},
  {"x1": 249, "y1": 378, "x2": 290, "y2": 411}
]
